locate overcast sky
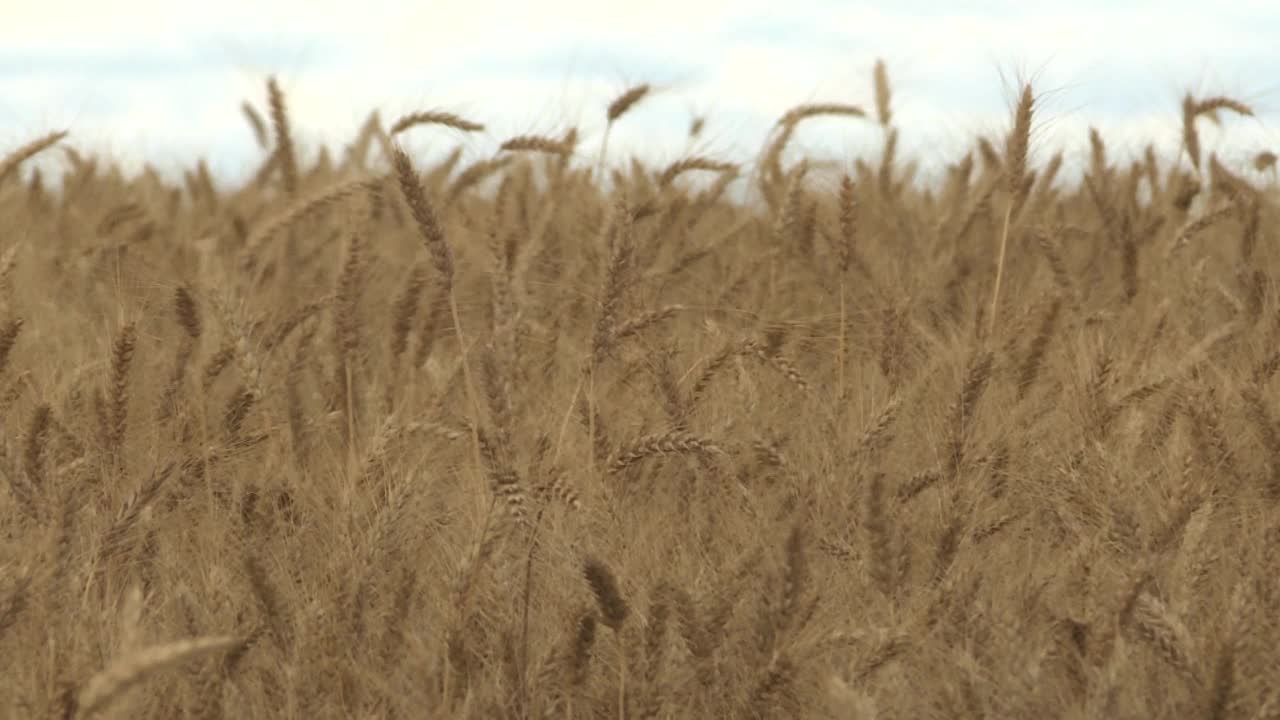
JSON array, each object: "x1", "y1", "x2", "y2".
[{"x1": 4, "y1": 0, "x2": 1278, "y2": 188}]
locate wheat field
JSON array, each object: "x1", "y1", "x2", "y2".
[{"x1": 1, "y1": 64, "x2": 1278, "y2": 719}]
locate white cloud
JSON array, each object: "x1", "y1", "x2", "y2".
[{"x1": 3, "y1": 1, "x2": 1277, "y2": 187}]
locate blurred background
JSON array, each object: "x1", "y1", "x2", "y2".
[{"x1": 3, "y1": 0, "x2": 1278, "y2": 189}]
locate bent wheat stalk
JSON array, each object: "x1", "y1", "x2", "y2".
[{"x1": 72, "y1": 636, "x2": 243, "y2": 719}]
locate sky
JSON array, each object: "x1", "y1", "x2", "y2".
[{"x1": 3, "y1": 1, "x2": 1279, "y2": 190}]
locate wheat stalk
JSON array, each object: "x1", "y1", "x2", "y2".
[
  {"x1": 989, "y1": 82, "x2": 1033, "y2": 338},
  {"x1": 71, "y1": 636, "x2": 243, "y2": 719}
]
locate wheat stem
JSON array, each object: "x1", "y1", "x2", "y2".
[{"x1": 988, "y1": 200, "x2": 1014, "y2": 338}]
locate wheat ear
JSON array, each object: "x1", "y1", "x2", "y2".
[{"x1": 598, "y1": 83, "x2": 651, "y2": 178}]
